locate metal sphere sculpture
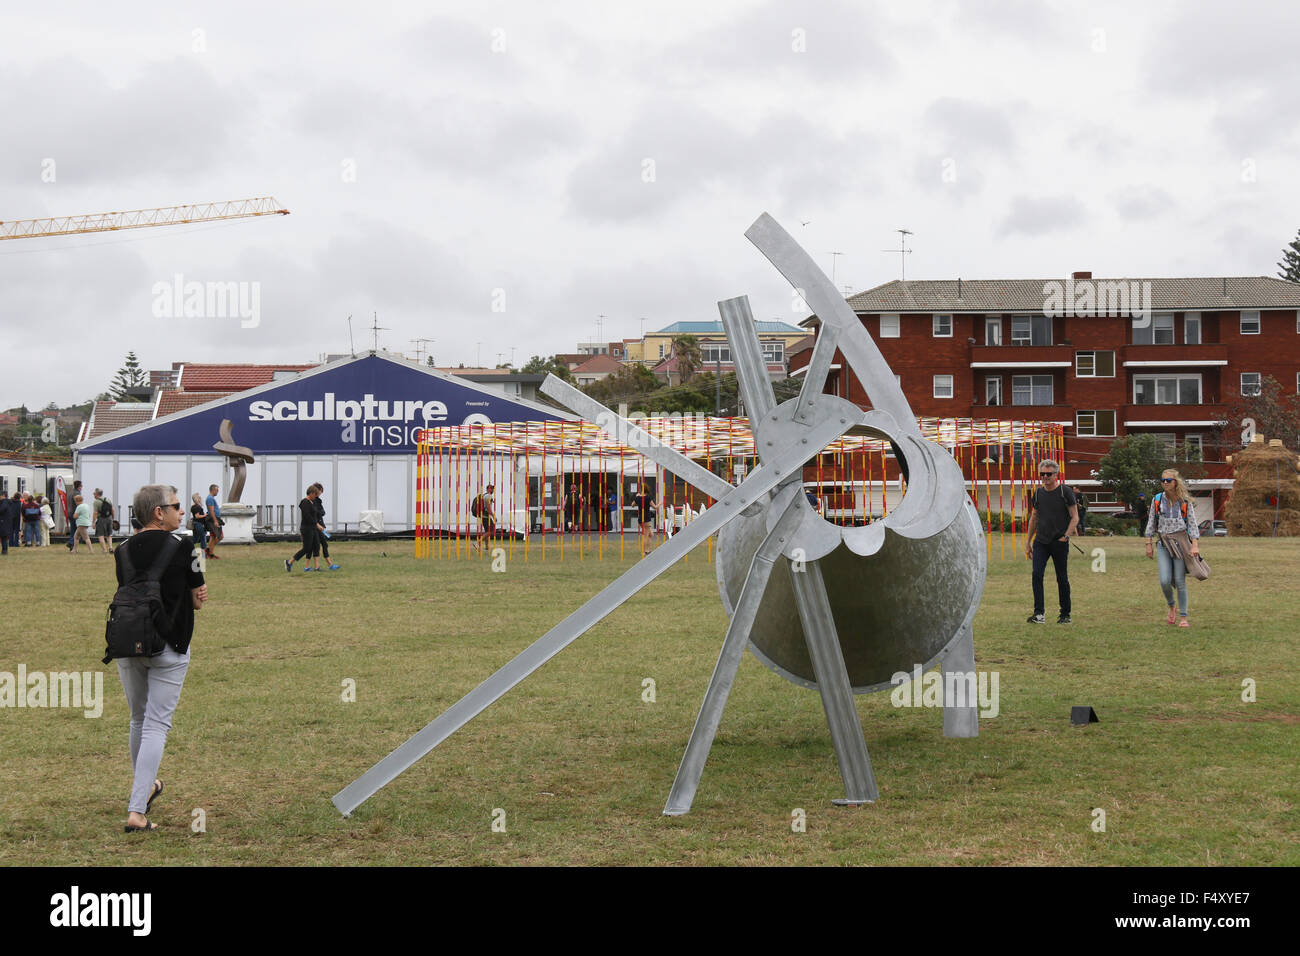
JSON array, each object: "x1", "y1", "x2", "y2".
[{"x1": 333, "y1": 214, "x2": 986, "y2": 817}]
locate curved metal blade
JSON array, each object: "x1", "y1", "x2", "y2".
[{"x1": 745, "y1": 213, "x2": 922, "y2": 442}]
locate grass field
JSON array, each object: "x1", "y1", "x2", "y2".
[{"x1": 1, "y1": 532, "x2": 1297, "y2": 866}]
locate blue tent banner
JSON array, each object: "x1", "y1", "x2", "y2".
[{"x1": 81, "y1": 356, "x2": 563, "y2": 455}]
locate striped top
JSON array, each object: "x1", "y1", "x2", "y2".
[{"x1": 1145, "y1": 494, "x2": 1199, "y2": 539}]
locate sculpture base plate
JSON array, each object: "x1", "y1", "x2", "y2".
[{"x1": 831, "y1": 798, "x2": 874, "y2": 806}]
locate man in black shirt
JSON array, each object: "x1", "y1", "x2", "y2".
[
  {"x1": 1024, "y1": 459, "x2": 1078, "y2": 624},
  {"x1": 114, "y1": 484, "x2": 207, "y2": 832}
]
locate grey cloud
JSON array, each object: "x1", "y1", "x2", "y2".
[
  {"x1": 912, "y1": 97, "x2": 1023, "y2": 199},
  {"x1": 565, "y1": 100, "x2": 884, "y2": 223},
  {"x1": 669, "y1": 0, "x2": 897, "y2": 81},
  {"x1": 997, "y1": 194, "x2": 1086, "y2": 237},
  {"x1": 0, "y1": 58, "x2": 243, "y2": 184},
  {"x1": 288, "y1": 83, "x2": 582, "y2": 177},
  {"x1": 1142, "y1": 0, "x2": 1300, "y2": 149},
  {"x1": 1111, "y1": 185, "x2": 1175, "y2": 221}
]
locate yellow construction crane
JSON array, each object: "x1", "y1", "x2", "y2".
[{"x1": 0, "y1": 196, "x2": 289, "y2": 241}]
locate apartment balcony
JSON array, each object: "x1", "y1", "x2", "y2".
[
  {"x1": 1122, "y1": 344, "x2": 1229, "y2": 368},
  {"x1": 969, "y1": 344, "x2": 1074, "y2": 368},
  {"x1": 970, "y1": 403, "x2": 1075, "y2": 424},
  {"x1": 1122, "y1": 403, "x2": 1228, "y2": 427}
]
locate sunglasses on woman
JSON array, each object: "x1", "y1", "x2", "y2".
[{"x1": 1161, "y1": 477, "x2": 1175, "y2": 483}]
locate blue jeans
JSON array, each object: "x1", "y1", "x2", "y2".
[
  {"x1": 1031, "y1": 539, "x2": 1071, "y2": 616},
  {"x1": 1156, "y1": 540, "x2": 1188, "y2": 616},
  {"x1": 23, "y1": 522, "x2": 39, "y2": 545},
  {"x1": 117, "y1": 644, "x2": 191, "y2": 814}
]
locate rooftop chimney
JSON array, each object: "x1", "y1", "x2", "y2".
[{"x1": 1072, "y1": 271, "x2": 1091, "y2": 280}]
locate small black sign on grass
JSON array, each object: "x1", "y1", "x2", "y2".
[{"x1": 1071, "y1": 705, "x2": 1100, "y2": 726}]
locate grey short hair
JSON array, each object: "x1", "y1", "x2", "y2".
[
  {"x1": 1037, "y1": 459, "x2": 1059, "y2": 473},
  {"x1": 134, "y1": 484, "x2": 178, "y2": 521}
]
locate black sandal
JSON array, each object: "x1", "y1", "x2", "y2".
[
  {"x1": 124, "y1": 818, "x2": 158, "y2": 833},
  {"x1": 145, "y1": 780, "x2": 163, "y2": 814}
]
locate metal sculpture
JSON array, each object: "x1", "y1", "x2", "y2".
[
  {"x1": 333, "y1": 213, "x2": 985, "y2": 818},
  {"x1": 213, "y1": 418, "x2": 254, "y2": 502}
]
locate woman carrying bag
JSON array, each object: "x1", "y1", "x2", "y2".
[{"x1": 1144, "y1": 468, "x2": 1202, "y2": 627}]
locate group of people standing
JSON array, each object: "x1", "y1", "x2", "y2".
[
  {"x1": 285, "y1": 482, "x2": 338, "y2": 572},
  {"x1": 1026, "y1": 460, "x2": 1202, "y2": 627},
  {"x1": 0, "y1": 490, "x2": 54, "y2": 552},
  {"x1": 0, "y1": 483, "x2": 120, "y2": 555}
]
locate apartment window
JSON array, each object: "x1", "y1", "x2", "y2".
[
  {"x1": 762, "y1": 342, "x2": 784, "y2": 363},
  {"x1": 1076, "y1": 410, "x2": 1117, "y2": 437},
  {"x1": 1012, "y1": 374, "x2": 1054, "y2": 406},
  {"x1": 985, "y1": 317, "x2": 1002, "y2": 346},
  {"x1": 1151, "y1": 433, "x2": 1177, "y2": 458},
  {"x1": 1184, "y1": 312, "x2": 1201, "y2": 345},
  {"x1": 1134, "y1": 374, "x2": 1201, "y2": 405},
  {"x1": 933, "y1": 374, "x2": 954, "y2": 399},
  {"x1": 933, "y1": 314, "x2": 952, "y2": 337},
  {"x1": 1241, "y1": 372, "x2": 1261, "y2": 397},
  {"x1": 1240, "y1": 311, "x2": 1261, "y2": 334},
  {"x1": 1075, "y1": 350, "x2": 1116, "y2": 377},
  {"x1": 985, "y1": 376, "x2": 1003, "y2": 406},
  {"x1": 1011, "y1": 315, "x2": 1052, "y2": 346},
  {"x1": 1185, "y1": 435, "x2": 1204, "y2": 461},
  {"x1": 658, "y1": 344, "x2": 665, "y2": 358},
  {"x1": 1132, "y1": 313, "x2": 1174, "y2": 345},
  {"x1": 879, "y1": 314, "x2": 900, "y2": 338},
  {"x1": 702, "y1": 345, "x2": 731, "y2": 364}
]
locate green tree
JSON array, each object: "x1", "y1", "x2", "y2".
[
  {"x1": 670, "y1": 334, "x2": 702, "y2": 384},
  {"x1": 109, "y1": 352, "x2": 147, "y2": 401},
  {"x1": 1278, "y1": 228, "x2": 1300, "y2": 282},
  {"x1": 1216, "y1": 374, "x2": 1300, "y2": 452},
  {"x1": 1098, "y1": 434, "x2": 1203, "y2": 509},
  {"x1": 521, "y1": 355, "x2": 573, "y2": 382}
]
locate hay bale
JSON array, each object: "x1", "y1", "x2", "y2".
[{"x1": 1224, "y1": 437, "x2": 1300, "y2": 536}]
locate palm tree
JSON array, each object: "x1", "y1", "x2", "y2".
[{"x1": 670, "y1": 334, "x2": 702, "y2": 385}]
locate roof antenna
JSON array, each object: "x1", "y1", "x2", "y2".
[
  {"x1": 347, "y1": 315, "x2": 355, "y2": 357},
  {"x1": 881, "y1": 229, "x2": 913, "y2": 281}
]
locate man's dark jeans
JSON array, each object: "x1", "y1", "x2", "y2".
[{"x1": 1032, "y1": 538, "x2": 1071, "y2": 616}]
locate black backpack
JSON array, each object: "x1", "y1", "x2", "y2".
[{"x1": 102, "y1": 536, "x2": 182, "y2": 664}]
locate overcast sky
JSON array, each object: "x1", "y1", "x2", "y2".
[{"x1": 2, "y1": 0, "x2": 1298, "y2": 410}]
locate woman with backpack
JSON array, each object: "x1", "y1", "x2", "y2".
[{"x1": 1144, "y1": 468, "x2": 1201, "y2": 628}]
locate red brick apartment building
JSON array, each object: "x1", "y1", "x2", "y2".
[{"x1": 792, "y1": 274, "x2": 1300, "y2": 517}]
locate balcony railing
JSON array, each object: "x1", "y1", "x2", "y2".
[
  {"x1": 1121, "y1": 403, "x2": 1228, "y2": 424},
  {"x1": 969, "y1": 344, "x2": 1074, "y2": 367},
  {"x1": 1122, "y1": 344, "x2": 1229, "y2": 365}
]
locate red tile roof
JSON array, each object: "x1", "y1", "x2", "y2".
[
  {"x1": 85, "y1": 402, "x2": 154, "y2": 440},
  {"x1": 573, "y1": 354, "x2": 624, "y2": 375},
  {"x1": 154, "y1": 390, "x2": 232, "y2": 419},
  {"x1": 177, "y1": 363, "x2": 316, "y2": 391}
]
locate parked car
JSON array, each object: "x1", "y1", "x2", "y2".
[{"x1": 1199, "y1": 519, "x2": 1228, "y2": 537}]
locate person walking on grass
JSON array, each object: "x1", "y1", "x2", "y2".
[
  {"x1": 470, "y1": 483, "x2": 496, "y2": 553},
  {"x1": 93, "y1": 488, "x2": 115, "y2": 554},
  {"x1": 114, "y1": 484, "x2": 207, "y2": 832},
  {"x1": 285, "y1": 485, "x2": 324, "y2": 572},
  {"x1": 1145, "y1": 468, "x2": 1201, "y2": 628},
  {"x1": 310, "y1": 482, "x2": 339, "y2": 570},
  {"x1": 1024, "y1": 459, "x2": 1078, "y2": 624},
  {"x1": 204, "y1": 484, "x2": 223, "y2": 560},
  {"x1": 71, "y1": 494, "x2": 94, "y2": 553}
]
